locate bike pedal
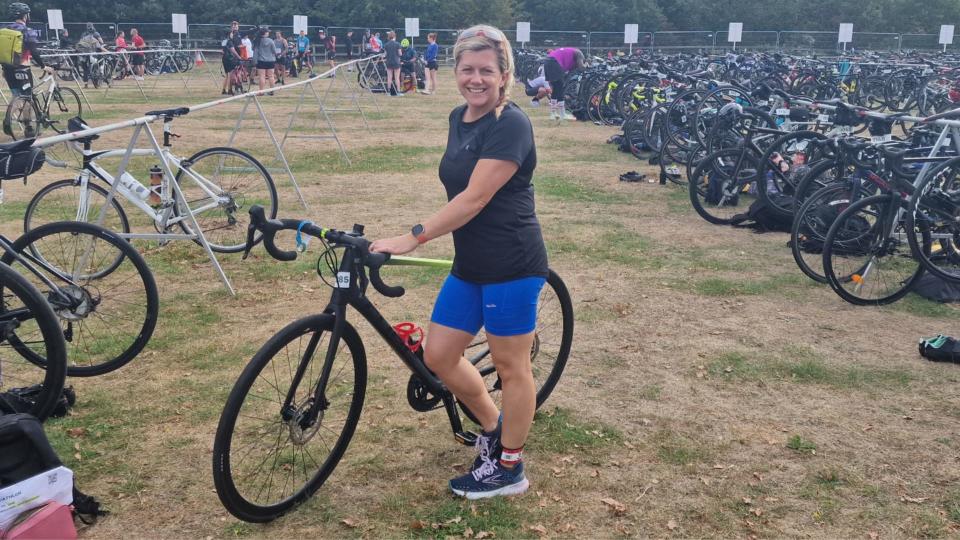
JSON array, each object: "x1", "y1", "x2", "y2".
[{"x1": 454, "y1": 430, "x2": 478, "y2": 446}]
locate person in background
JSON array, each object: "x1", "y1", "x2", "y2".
[
  {"x1": 543, "y1": 46, "x2": 585, "y2": 121},
  {"x1": 370, "y1": 23, "x2": 546, "y2": 500},
  {"x1": 344, "y1": 30, "x2": 354, "y2": 71},
  {"x1": 221, "y1": 26, "x2": 242, "y2": 95},
  {"x1": 400, "y1": 38, "x2": 417, "y2": 93},
  {"x1": 523, "y1": 67, "x2": 551, "y2": 107},
  {"x1": 114, "y1": 30, "x2": 129, "y2": 80},
  {"x1": 253, "y1": 27, "x2": 275, "y2": 94},
  {"x1": 373, "y1": 32, "x2": 383, "y2": 53},
  {"x1": 274, "y1": 30, "x2": 287, "y2": 85},
  {"x1": 423, "y1": 32, "x2": 439, "y2": 94},
  {"x1": 59, "y1": 28, "x2": 71, "y2": 48},
  {"x1": 115, "y1": 30, "x2": 127, "y2": 50},
  {"x1": 361, "y1": 29, "x2": 373, "y2": 56},
  {"x1": 130, "y1": 27, "x2": 146, "y2": 80},
  {"x1": 318, "y1": 29, "x2": 336, "y2": 71},
  {"x1": 383, "y1": 31, "x2": 401, "y2": 95},
  {"x1": 295, "y1": 29, "x2": 311, "y2": 76},
  {"x1": 1, "y1": 3, "x2": 53, "y2": 101}
]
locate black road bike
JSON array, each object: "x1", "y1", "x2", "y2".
[{"x1": 213, "y1": 206, "x2": 574, "y2": 522}]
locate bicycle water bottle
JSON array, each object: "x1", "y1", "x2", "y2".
[
  {"x1": 148, "y1": 165, "x2": 163, "y2": 205},
  {"x1": 118, "y1": 172, "x2": 151, "y2": 202}
]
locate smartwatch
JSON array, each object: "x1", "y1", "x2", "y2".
[{"x1": 411, "y1": 224, "x2": 427, "y2": 244}]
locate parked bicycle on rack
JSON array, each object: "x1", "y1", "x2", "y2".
[
  {"x1": 212, "y1": 206, "x2": 573, "y2": 522},
  {"x1": 3, "y1": 70, "x2": 80, "y2": 140}
]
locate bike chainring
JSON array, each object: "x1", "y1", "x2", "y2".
[{"x1": 406, "y1": 373, "x2": 442, "y2": 412}]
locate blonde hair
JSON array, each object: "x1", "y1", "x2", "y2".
[
  {"x1": 454, "y1": 24, "x2": 514, "y2": 118},
  {"x1": 387, "y1": 31, "x2": 396, "y2": 40}
]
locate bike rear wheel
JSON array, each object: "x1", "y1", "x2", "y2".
[
  {"x1": 459, "y1": 269, "x2": 574, "y2": 425},
  {"x1": 4, "y1": 96, "x2": 39, "y2": 140},
  {"x1": 213, "y1": 314, "x2": 366, "y2": 523},
  {"x1": 0, "y1": 261, "x2": 67, "y2": 422},
  {"x1": 46, "y1": 87, "x2": 81, "y2": 134},
  {"x1": 175, "y1": 147, "x2": 278, "y2": 253}
]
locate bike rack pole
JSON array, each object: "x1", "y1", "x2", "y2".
[{"x1": 251, "y1": 94, "x2": 309, "y2": 210}]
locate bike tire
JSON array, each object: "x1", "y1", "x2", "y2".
[
  {"x1": 0, "y1": 261, "x2": 67, "y2": 422},
  {"x1": 174, "y1": 146, "x2": 279, "y2": 253},
  {"x1": 688, "y1": 148, "x2": 760, "y2": 225},
  {"x1": 904, "y1": 155, "x2": 960, "y2": 284},
  {"x1": 24, "y1": 178, "x2": 131, "y2": 238},
  {"x1": 2, "y1": 221, "x2": 159, "y2": 377},
  {"x1": 822, "y1": 193, "x2": 926, "y2": 306},
  {"x1": 4, "y1": 95, "x2": 39, "y2": 140},
  {"x1": 213, "y1": 314, "x2": 366, "y2": 523},
  {"x1": 790, "y1": 183, "x2": 852, "y2": 283},
  {"x1": 46, "y1": 87, "x2": 82, "y2": 134},
  {"x1": 458, "y1": 269, "x2": 574, "y2": 425}
]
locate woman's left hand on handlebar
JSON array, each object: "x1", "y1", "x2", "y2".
[{"x1": 369, "y1": 234, "x2": 418, "y2": 255}]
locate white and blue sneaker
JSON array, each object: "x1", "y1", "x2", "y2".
[
  {"x1": 472, "y1": 419, "x2": 502, "y2": 470},
  {"x1": 450, "y1": 459, "x2": 529, "y2": 500}
]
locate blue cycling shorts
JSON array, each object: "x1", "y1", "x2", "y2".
[{"x1": 431, "y1": 274, "x2": 546, "y2": 337}]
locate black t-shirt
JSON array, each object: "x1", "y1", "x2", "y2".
[
  {"x1": 439, "y1": 102, "x2": 548, "y2": 284},
  {"x1": 384, "y1": 40, "x2": 401, "y2": 66}
]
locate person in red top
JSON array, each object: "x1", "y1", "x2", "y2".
[
  {"x1": 115, "y1": 31, "x2": 127, "y2": 50},
  {"x1": 130, "y1": 28, "x2": 146, "y2": 80}
]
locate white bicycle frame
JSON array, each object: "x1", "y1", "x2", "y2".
[{"x1": 61, "y1": 118, "x2": 237, "y2": 294}]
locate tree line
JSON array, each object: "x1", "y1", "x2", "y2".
[{"x1": 24, "y1": 0, "x2": 960, "y2": 34}]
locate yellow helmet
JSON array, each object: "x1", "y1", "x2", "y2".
[{"x1": 401, "y1": 38, "x2": 410, "y2": 47}]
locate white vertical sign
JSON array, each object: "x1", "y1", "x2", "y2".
[
  {"x1": 405, "y1": 18, "x2": 420, "y2": 37},
  {"x1": 293, "y1": 15, "x2": 308, "y2": 35},
  {"x1": 516, "y1": 22, "x2": 531, "y2": 43},
  {"x1": 940, "y1": 24, "x2": 955, "y2": 45},
  {"x1": 46, "y1": 9, "x2": 63, "y2": 30},
  {"x1": 728, "y1": 22, "x2": 743, "y2": 43},
  {"x1": 624, "y1": 24, "x2": 639, "y2": 44},
  {"x1": 838, "y1": 23, "x2": 853, "y2": 43},
  {"x1": 171, "y1": 13, "x2": 188, "y2": 34}
]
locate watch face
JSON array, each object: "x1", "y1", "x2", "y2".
[{"x1": 411, "y1": 224, "x2": 424, "y2": 236}]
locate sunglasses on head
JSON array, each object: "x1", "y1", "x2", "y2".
[{"x1": 458, "y1": 26, "x2": 504, "y2": 43}]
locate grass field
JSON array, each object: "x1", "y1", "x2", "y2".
[{"x1": 7, "y1": 63, "x2": 960, "y2": 538}]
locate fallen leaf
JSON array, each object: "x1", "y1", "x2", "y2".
[
  {"x1": 863, "y1": 425, "x2": 874, "y2": 432},
  {"x1": 590, "y1": 470, "x2": 600, "y2": 478},
  {"x1": 445, "y1": 516, "x2": 463, "y2": 525},
  {"x1": 529, "y1": 524, "x2": 548, "y2": 537},
  {"x1": 700, "y1": 476, "x2": 710, "y2": 486},
  {"x1": 410, "y1": 520, "x2": 428, "y2": 530},
  {"x1": 752, "y1": 472, "x2": 763, "y2": 482},
  {"x1": 742, "y1": 497, "x2": 753, "y2": 505},
  {"x1": 476, "y1": 531, "x2": 495, "y2": 539},
  {"x1": 902, "y1": 495, "x2": 928, "y2": 504},
  {"x1": 601, "y1": 497, "x2": 627, "y2": 515},
  {"x1": 74, "y1": 452, "x2": 81, "y2": 460},
  {"x1": 463, "y1": 527, "x2": 474, "y2": 538},
  {"x1": 667, "y1": 519, "x2": 677, "y2": 530},
  {"x1": 341, "y1": 518, "x2": 360, "y2": 528},
  {"x1": 713, "y1": 464, "x2": 726, "y2": 470},
  {"x1": 752, "y1": 508, "x2": 763, "y2": 517},
  {"x1": 66, "y1": 428, "x2": 87, "y2": 438},
  {"x1": 867, "y1": 532, "x2": 879, "y2": 540}
]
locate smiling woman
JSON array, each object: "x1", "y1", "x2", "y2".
[{"x1": 370, "y1": 24, "x2": 548, "y2": 499}]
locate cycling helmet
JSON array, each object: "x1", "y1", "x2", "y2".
[
  {"x1": 8, "y1": 2, "x2": 29, "y2": 20},
  {"x1": 717, "y1": 102, "x2": 743, "y2": 125},
  {"x1": 401, "y1": 38, "x2": 410, "y2": 47}
]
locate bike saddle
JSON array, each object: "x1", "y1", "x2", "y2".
[
  {"x1": 67, "y1": 116, "x2": 99, "y2": 143},
  {"x1": 145, "y1": 107, "x2": 190, "y2": 119},
  {"x1": 0, "y1": 138, "x2": 36, "y2": 153}
]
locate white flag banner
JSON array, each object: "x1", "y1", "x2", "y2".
[
  {"x1": 728, "y1": 22, "x2": 743, "y2": 42},
  {"x1": 293, "y1": 15, "x2": 308, "y2": 34},
  {"x1": 838, "y1": 23, "x2": 853, "y2": 43},
  {"x1": 172, "y1": 13, "x2": 188, "y2": 34},
  {"x1": 624, "y1": 24, "x2": 638, "y2": 44},
  {"x1": 47, "y1": 9, "x2": 64, "y2": 30},
  {"x1": 940, "y1": 25, "x2": 955, "y2": 45},
  {"x1": 516, "y1": 22, "x2": 531, "y2": 43},
  {"x1": 405, "y1": 18, "x2": 420, "y2": 37}
]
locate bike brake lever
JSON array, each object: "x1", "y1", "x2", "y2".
[{"x1": 241, "y1": 223, "x2": 256, "y2": 260}]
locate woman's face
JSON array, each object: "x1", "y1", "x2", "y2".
[{"x1": 456, "y1": 48, "x2": 505, "y2": 112}]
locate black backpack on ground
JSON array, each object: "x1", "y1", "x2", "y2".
[
  {"x1": 0, "y1": 385, "x2": 76, "y2": 418},
  {"x1": 0, "y1": 413, "x2": 107, "y2": 524},
  {"x1": 730, "y1": 193, "x2": 794, "y2": 233}
]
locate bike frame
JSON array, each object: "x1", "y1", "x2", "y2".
[{"x1": 284, "y1": 251, "x2": 476, "y2": 444}]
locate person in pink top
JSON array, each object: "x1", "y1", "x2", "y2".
[{"x1": 543, "y1": 47, "x2": 585, "y2": 121}]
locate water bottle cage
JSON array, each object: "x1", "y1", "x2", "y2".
[{"x1": 392, "y1": 322, "x2": 423, "y2": 353}]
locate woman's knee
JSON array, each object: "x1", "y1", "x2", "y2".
[{"x1": 423, "y1": 343, "x2": 458, "y2": 373}]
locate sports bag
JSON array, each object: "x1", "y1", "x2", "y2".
[{"x1": 0, "y1": 28, "x2": 23, "y2": 66}]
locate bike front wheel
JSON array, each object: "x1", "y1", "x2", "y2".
[
  {"x1": 213, "y1": 314, "x2": 367, "y2": 523},
  {"x1": 46, "y1": 87, "x2": 82, "y2": 134},
  {"x1": 2, "y1": 221, "x2": 159, "y2": 377},
  {"x1": 175, "y1": 147, "x2": 278, "y2": 253},
  {"x1": 459, "y1": 269, "x2": 574, "y2": 425}
]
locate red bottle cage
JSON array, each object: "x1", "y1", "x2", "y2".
[{"x1": 392, "y1": 322, "x2": 423, "y2": 352}]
